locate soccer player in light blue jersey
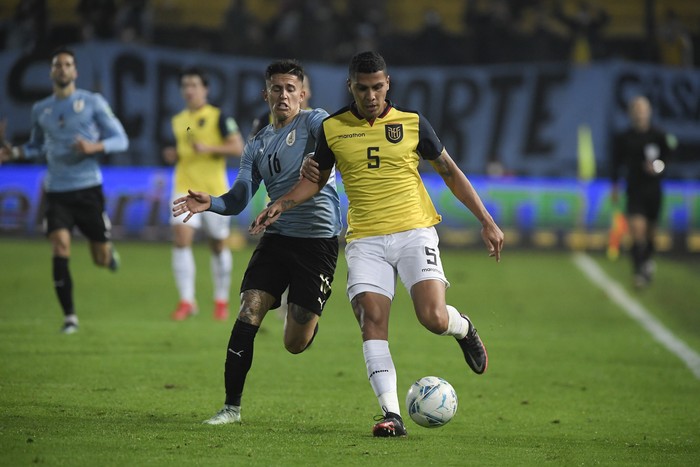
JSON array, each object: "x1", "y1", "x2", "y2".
[
  {"x1": 0, "y1": 47, "x2": 129, "y2": 334},
  {"x1": 172, "y1": 59, "x2": 342, "y2": 425}
]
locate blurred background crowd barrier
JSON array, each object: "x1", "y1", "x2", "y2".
[{"x1": 2, "y1": 166, "x2": 699, "y2": 252}]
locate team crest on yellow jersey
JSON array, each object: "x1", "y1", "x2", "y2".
[
  {"x1": 286, "y1": 129, "x2": 296, "y2": 146},
  {"x1": 385, "y1": 123, "x2": 403, "y2": 143}
]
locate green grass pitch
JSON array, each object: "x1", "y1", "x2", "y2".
[{"x1": 1, "y1": 239, "x2": 699, "y2": 466}]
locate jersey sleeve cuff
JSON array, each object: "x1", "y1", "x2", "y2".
[{"x1": 209, "y1": 196, "x2": 225, "y2": 214}]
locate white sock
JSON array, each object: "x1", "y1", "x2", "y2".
[
  {"x1": 211, "y1": 249, "x2": 232, "y2": 302},
  {"x1": 172, "y1": 247, "x2": 195, "y2": 302},
  {"x1": 363, "y1": 340, "x2": 400, "y2": 415},
  {"x1": 442, "y1": 305, "x2": 469, "y2": 339}
]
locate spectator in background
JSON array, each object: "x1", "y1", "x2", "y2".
[
  {"x1": 5, "y1": 0, "x2": 47, "y2": 53},
  {"x1": 610, "y1": 96, "x2": 674, "y2": 289},
  {"x1": 77, "y1": 0, "x2": 117, "y2": 41},
  {"x1": 221, "y1": 0, "x2": 266, "y2": 56},
  {"x1": 266, "y1": 0, "x2": 304, "y2": 58},
  {"x1": 525, "y1": 1, "x2": 568, "y2": 62},
  {"x1": 554, "y1": 0, "x2": 609, "y2": 64},
  {"x1": 413, "y1": 8, "x2": 457, "y2": 65},
  {"x1": 464, "y1": 0, "x2": 518, "y2": 64},
  {"x1": 296, "y1": 0, "x2": 341, "y2": 62},
  {"x1": 115, "y1": 0, "x2": 153, "y2": 44},
  {"x1": 162, "y1": 67, "x2": 245, "y2": 321},
  {"x1": 657, "y1": 8, "x2": 694, "y2": 68},
  {"x1": 332, "y1": 0, "x2": 385, "y2": 64}
]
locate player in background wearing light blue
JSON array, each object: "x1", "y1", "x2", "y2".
[
  {"x1": 173, "y1": 60, "x2": 342, "y2": 425},
  {"x1": 0, "y1": 47, "x2": 128, "y2": 334}
]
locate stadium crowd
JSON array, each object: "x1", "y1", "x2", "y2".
[{"x1": 1, "y1": 0, "x2": 697, "y2": 67}]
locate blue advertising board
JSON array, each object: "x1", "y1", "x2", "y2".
[{"x1": 1, "y1": 166, "x2": 698, "y2": 252}]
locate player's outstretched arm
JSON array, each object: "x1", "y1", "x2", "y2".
[
  {"x1": 173, "y1": 189, "x2": 211, "y2": 223},
  {"x1": 430, "y1": 149, "x2": 504, "y2": 262},
  {"x1": 249, "y1": 173, "x2": 328, "y2": 234}
]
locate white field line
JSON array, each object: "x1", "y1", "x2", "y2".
[{"x1": 573, "y1": 252, "x2": 700, "y2": 380}]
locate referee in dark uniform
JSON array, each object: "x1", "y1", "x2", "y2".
[{"x1": 611, "y1": 95, "x2": 673, "y2": 288}]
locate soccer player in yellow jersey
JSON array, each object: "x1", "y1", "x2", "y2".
[
  {"x1": 252, "y1": 51, "x2": 504, "y2": 437},
  {"x1": 163, "y1": 67, "x2": 244, "y2": 321}
]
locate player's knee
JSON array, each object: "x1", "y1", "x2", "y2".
[{"x1": 284, "y1": 337, "x2": 308, "y2": 354}]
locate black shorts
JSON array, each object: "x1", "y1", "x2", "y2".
[
  {"x1": 45, "y1": 186, "x2": 112, "y2": 242},
  {"x1": 241, "y1": 234, "x2": 339, "y2": 315},
  {"x1": 626, "y1": 186, "x2": 662, "y2": 223}
]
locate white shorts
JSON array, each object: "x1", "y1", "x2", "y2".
[
  {"x1": 345, "y1": 226, "x2": 449, "y2": 301},
  {"x1": 170, "y1": 193, "x2": 231, "y2": 240}
]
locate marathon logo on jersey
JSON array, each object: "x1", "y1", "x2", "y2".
[
  {"x1": 338, "y1": 132, "x2": 365, "y2": 139},
  {"x1": 385, "y1": 123, "x2": 403, "y2": 144}
]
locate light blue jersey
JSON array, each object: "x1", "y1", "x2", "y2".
[
  {"x1": 210, "y1": 108, "x2": 342, "y2": 238},
  {"x1": 21, "y1": 89, "x2": 129, "y2": 192}
]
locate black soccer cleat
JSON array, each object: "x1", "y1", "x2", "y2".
[
  {"x1": 456, "y1": 314, "x2": 488, "y2": 374},
  {"x1": 372, "y1": 412, "x2": 408, "y2": 438}
]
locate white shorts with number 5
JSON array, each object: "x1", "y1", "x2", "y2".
[{"x1": 345, "y1": 226, "x2": 450, "y2": 301}]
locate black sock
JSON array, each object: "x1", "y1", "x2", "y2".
[
  {"x1": 52, "y1": 256, "x2": 74, "y2": 317},
  {"x1": 643, "y1": 239, "x2": 655, "y2": 263},
  {"x1": 631, "y1": 242, "x2": 645, "y2": 275},
  {"x1": 224, "y1": 319, "x2": 259, "y2": 406}
]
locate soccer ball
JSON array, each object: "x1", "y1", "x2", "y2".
[{"x1": 405, "y1": 376, "x2": 458, "y2": 428}]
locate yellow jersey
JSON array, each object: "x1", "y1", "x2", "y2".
[
  {"x1": 171, "y1": 104, "x2": 239, "y2": 195},
  {"x1": 315, "y1": 101, "x2": 444, "y2": 241}
]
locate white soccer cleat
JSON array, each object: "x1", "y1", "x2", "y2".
[
  {"x1": 61, "y1": 315, "x2": 79, "y2": 334},
  {"x1": 203, "y1": 405, "x2": 241, "y2": 425}
]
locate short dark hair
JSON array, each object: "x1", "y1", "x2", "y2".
[
  {"x1": 349, "y1": 51, "x2": 387, "y2": 77},
  {"x1": 52, "y1": 46, "x2": 76, "y2": 63},
  {"x1": 179, "y1": 67, "x2": 209, "y2": 87},
  {"x1": 265, "y1": 59, "x2": 305, "y2": 82}
]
